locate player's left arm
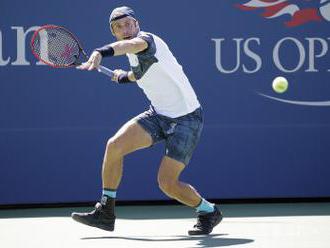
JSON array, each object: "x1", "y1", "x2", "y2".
[{"x1": 111, "y1": 69, "x2": 136, "y2": 83}]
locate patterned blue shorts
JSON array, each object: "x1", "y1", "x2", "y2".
[{"x1": 135, "y1": 106, "x2": 203, "y2": 165}]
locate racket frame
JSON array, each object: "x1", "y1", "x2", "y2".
[{"x1": 30, "y1": 24, "x2": 88, "y2": 68}]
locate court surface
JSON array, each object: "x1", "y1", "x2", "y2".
[{"x1": 1, "y1": 202, "x2": 330, "y2": 248}]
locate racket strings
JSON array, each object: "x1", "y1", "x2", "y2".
[{"x1": 32, "y1": 27, "x2": 81, "y2": 67}]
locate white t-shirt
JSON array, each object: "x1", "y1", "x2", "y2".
[{"x1": 126, "y1": 31, "x2": 200, "y2": 118}]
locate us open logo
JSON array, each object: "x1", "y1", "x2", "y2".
[
  {"x1": 237, "y1": 0, "x2": 330, "y2": 106},
  {"x1": 236, "y1": 0, "x2": 330, "y2": 27},
  {"x1": 211, "y1": 1, "x2": 330, "y2": 106}
]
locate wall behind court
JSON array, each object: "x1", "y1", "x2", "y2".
[{"x1": 1, "y1": 0, "x2": 330, "y2": 205}]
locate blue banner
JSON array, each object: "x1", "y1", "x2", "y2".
[{"x1": 1, "y1": 0, "x2": 330, "y2": 204}]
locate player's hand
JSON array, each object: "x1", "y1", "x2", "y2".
[
  {"x1": 76, "y1": 51, "x2": 102, "y2": 71},
  {"x1": 112, "y1": 69, "x2": 127, "y2": 82}
]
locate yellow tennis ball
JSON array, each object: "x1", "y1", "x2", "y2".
[{"x1": 272, "y1": 76, "x2": 288, "y2": 93}]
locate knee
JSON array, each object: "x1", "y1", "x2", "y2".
[
  {"x1": 106, "y1": 137, "x2": 124, "y2": 157},
  {"x1": 158, "y1": 176, "x2": 178, "y2": 197}
]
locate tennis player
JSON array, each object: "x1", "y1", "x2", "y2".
[{"x1": 72, "y1": 6, "x2": 222, "y2": 235}]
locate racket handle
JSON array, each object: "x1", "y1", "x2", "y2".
[{"x1": 97, "y1": 65, "x2": 114, "y2": 78}]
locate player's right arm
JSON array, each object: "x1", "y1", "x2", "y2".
[
  {"x1": 76, "y1": 51, "x2": 103, "y2": 71},
  {"x1": 76, "y1": 38, "x2": 148, "y2": 71},
  {"x1": 107, "y1": 38, "x2": 148, "y2": 56}
]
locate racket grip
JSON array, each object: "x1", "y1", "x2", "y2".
[{"x1": 97, "y1": 65, "x2": 114, "y2": 78}]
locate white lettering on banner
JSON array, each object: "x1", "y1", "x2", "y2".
[
  {"x1": 273, "y1": 37, "x2": 305, "y2": 73},
  {"x1": 329, "y1": 38, "x2": 330, "y2": 72},
  {"x1": 306, "y1": 38, "x2": 328, "y2": 72},
  {"x1": 243, "y1": 38, "x2": 262, "y2": 74},
  {"x1": 213, "y1": 37, "x2": 330, "y2": 74},
  {"x1": 212, "y1": 38, "x2": 262, "y2": 74},
  {"x1": 212, "y1": 38, "x2": 242, "y2": 74},
  {"x1": 11, "y1": 26, "x2": 40, "y2": 66},
  {"x1": 0, "y1": 30, "x2": 11, "y2": 66}
]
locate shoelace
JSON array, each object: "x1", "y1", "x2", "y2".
[
  {"x1": 194, "y1": 214, "x2": 213, "y2": 229},
  {"x1": 93, "y1": 202, "x2": 115, "y2": 218},
  {"x1": 95, "y1": 202, "x2": 103, "y2": 211},
  {"x1": 86, "y1": 203, "x2": 102, "y2": 217}
]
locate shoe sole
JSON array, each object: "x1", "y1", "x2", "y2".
[
  {"x1": 71, "y1": 213, "x2": 115, "y2": 231},
  {"x1": 188, "y1": 212, "x2": 223, "y2": 236}
]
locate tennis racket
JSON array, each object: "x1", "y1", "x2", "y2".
[{"x1": 30, "y1": 25, "x2": 114, "y2": 78}]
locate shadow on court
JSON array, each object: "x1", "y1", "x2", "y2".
[
  {"x1": 1, "y1": 203, "x2": 330, "y2": 219},
  {"x1": 81, "y1": 234, "x2": 254, "y2": 247}
]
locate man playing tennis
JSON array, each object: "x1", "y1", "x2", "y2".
[{"x1": 72, "y1": 6, "x2": 222, "y2": 235}]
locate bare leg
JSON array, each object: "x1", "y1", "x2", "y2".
[
  {"x1": 102, "y1": 119, "x2": 153, "y2": 189},
  {"x1": 157, "y1": 156, "x2": 222, "y2": 235},
  {"x1": 157, "y1": 156, "x2": 202, "y2": 207},
  {"x1": 71, "y1": 119, "x2": 153, "y2": 230}
]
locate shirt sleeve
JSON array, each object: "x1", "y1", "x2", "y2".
[
  {"x1": 129, "y1": 32, "x2": 158, "y2": 80},
  {"x1": 137, "y1": 32, "x2": 156, "y2": 55}
]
